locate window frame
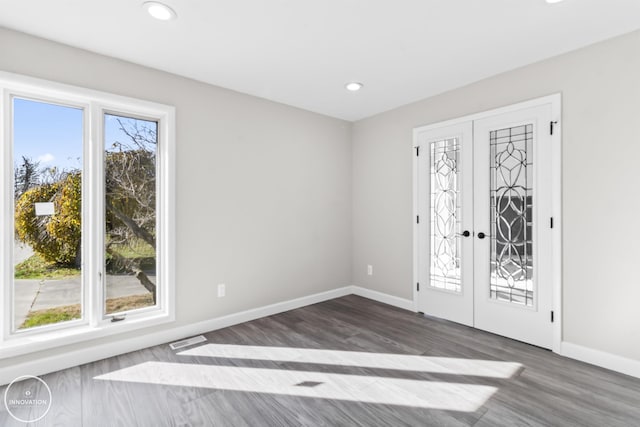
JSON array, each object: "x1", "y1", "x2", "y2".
[{"x1": 0, "y1": 71, "x2": 175, "y2": 359}]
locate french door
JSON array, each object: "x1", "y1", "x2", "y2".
[{"x1": 415, "y1": 97, "x2": 559, "y2": 349}]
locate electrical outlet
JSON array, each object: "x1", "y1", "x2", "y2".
[
  {"x1": 367, "y1": 265, "x2": 373, "y2": 276},
  {"x1": 217, "y1": 283, "x2": 226, "y2": 298}
]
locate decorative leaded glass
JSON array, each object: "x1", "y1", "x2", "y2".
[
  {"x1": 430, "y1": 138, "x2": 461, "y2": 293},
  {"x1": 489, "y1": 125, "x2": 534, "y2": 306}
]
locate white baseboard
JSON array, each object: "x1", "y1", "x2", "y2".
[
  {"x1": 5, "y1": 286, "x2": 637, "y2": 385},
  {"x1": 353, "y1": 287, "x2": 640, "y2": 380},
  {"x1": 351, "y1": 286, "x2": 415, "y2": 311},
  {"x1": 560, "y1": 342, "x2": 640, "y2": 379},
  {"x1": 0, "y1": 286, "x2": 352, "y2": 386}
]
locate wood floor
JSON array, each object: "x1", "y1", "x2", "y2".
[{"x1": 1, "y1": 295, "x2": 639, "y2": 426}]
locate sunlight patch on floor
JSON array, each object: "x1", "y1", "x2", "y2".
[
  {"x1": 95, "y1": 361, "x2": 497, "y2": 411},
  {"x1": 178, "y1": 344, "x2": 522, "y2": 378}
]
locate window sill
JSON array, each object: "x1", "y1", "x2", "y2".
[{"x1": 0, "y1": 311, "x2": 174, "y2": 360}]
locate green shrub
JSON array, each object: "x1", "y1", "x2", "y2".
[{"x1": 15, "y1": 173, "x2": 81, "y2": 266}]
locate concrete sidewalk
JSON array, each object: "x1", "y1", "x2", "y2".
[
  {"x1": 14, "y1": 241, "x2": 34, "y2": 265},
  {"x1": 14, "y1": 280, "x2": 41, "y2": 328},
  {"x1": 13, "y1": 275, "x2": 155, "y2": 328}
]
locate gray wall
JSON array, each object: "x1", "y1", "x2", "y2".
[
  {"x1": 352, "y1": 30, "x2": 640, "y2": 361},
  {"x1": 1, "y1": 25, "x2": 639, "y2": 370},
  {"x1": 0, "y1": 28, "x2": 352, "y2": 369}
]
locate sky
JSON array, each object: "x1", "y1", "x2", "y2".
[
  {"x1": 13, "y1": 97, "x2": 156, "y2": 179},
  {"x1": 13, "y1": 98, "x2": 83, "y2": 172}
]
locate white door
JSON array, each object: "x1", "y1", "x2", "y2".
[
  {"x1": 416, "y1": 122, "x2": 474, "y2": 326},
  {"x1": 472, "y1": 105, "x2": 553, "y2": 349},
  {"x1": 415, "y1": 99, "x2": 558, "y2": 349}
]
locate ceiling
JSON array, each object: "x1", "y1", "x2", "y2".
[{"x1": 1, "y1": 1, "x2": 639, "y2": 121}]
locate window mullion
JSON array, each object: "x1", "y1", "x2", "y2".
[{"x1": 88, "y1": 102, "x2": 104, "y2": 327}]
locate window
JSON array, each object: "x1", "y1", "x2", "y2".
[
  {"x1": 103, "y1": 114, "x2": 159, "y2": 316},
  {"x1": 12, "y1": 98, "x2": 85, "y2": 331},
  {"x1": 0, "y1": 72, "x2": 175, "y2": 358}
]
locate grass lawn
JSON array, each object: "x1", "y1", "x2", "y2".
[
  {"x1": 19, "y1": 293, "x2": 154, "y2": 329},
  {"x1": 14, "y1": 253, "x2": 81, "y2": 280},
  {"x1": 106, "y1": 293, "x2": 154, "y2": 314},
  {"x1": 109, "y1": 240, "x2": 155, "y2": 259},
  {"x1": 20, "y1": 305, "x2": 82, "y2": 329},
  {"x1": 16, "y1": 240, "x2": 155, "y2": 280}
]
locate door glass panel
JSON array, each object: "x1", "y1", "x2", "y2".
[
  {"x1": 429, "y1": 138, "x2": 461, "y2": 293},
  {"x1": 489, "y1": 124, "x2": 533, "y2": 306},
  {"x1": 104, "y1": 114, "x2": 158, "y2": 315},
  {"x1": 13, "y1": 98, "x2": 84, "y2": 330}
]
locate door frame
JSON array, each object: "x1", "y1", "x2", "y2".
[{"x1": 412, "y1": 93, "x2": 562, "y2": 353}]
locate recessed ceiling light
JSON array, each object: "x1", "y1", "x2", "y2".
[
  {"x1": 546, "y1": 0, "x2": 565, "y2": 3},
  {"x1": 143, "y1": 2, "x2": 177, "y2": 21},
  {"x1": 345, "y1": 82, "x2": 364, "y2": 92}
]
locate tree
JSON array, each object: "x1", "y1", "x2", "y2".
[
  {"x1": 14, "y1": 156, "x2": 40, "y2": 200},
  {"x1": 104, "y1": 118, "x2": 158, "y2": 302},
  {"x1": 105, "y1": 148, "x2": 156, "y2": 248},
  {"x1": 14, "y1": 118, "x2": 159, "y2": 301}
]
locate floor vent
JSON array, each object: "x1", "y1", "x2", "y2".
[{"x1": 169, "y1": 335, "x2": 207, "y2": 350}]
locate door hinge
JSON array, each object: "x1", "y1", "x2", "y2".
[
  {"x1": 550, "y1": 217, "x2": 554, "y2": 229},
  {"x1": 551, "y1": 311, "x2": 555, "y2": 323},
  {"x1": 550, "y1": 121, "x2": 558, "y2": 135},
  {"x1": 415, "y1": 146, "x2": 420, "y2": 156},
  {"x1": 416, "y1": 215, "x2": 420, "y2": 224},
  {"x1": 417, "y1": 282, "x2": 420, "y2": 291}
]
